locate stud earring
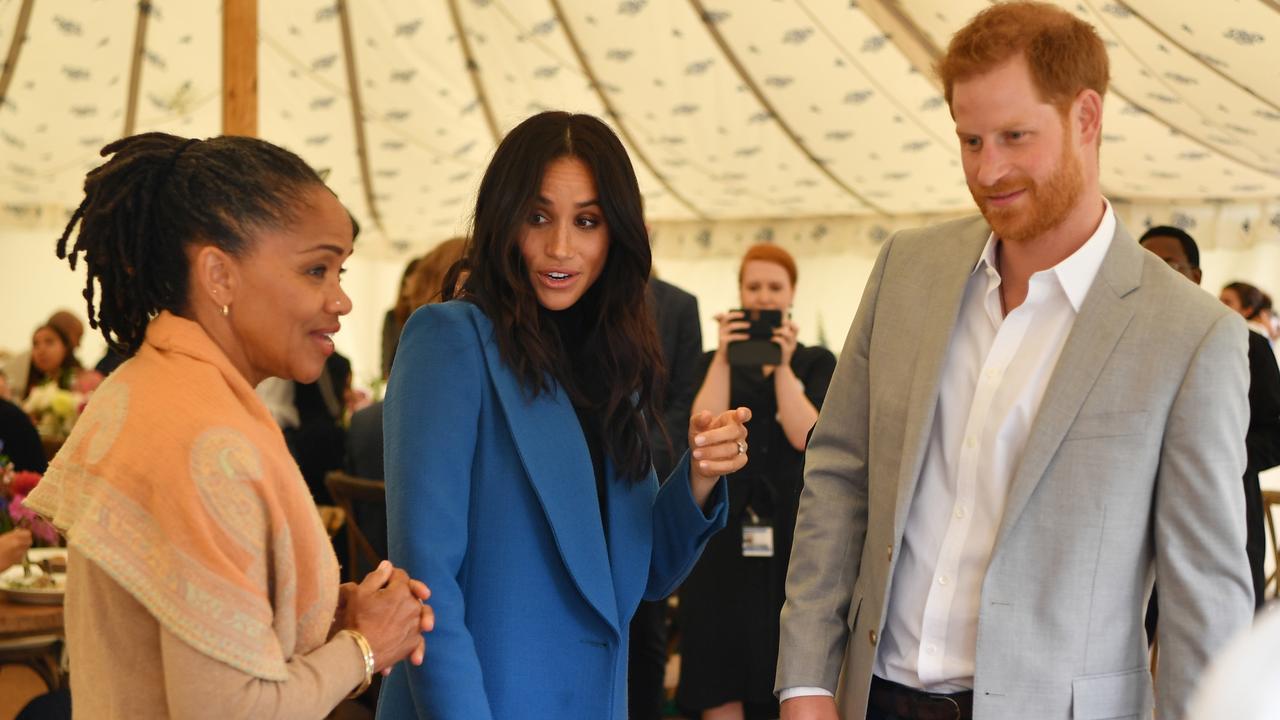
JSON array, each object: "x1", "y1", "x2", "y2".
[{"x1": 220, "y1": 304, "x2": 229, "y2": 317}]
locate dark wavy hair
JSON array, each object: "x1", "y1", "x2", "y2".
[
  {"x1": 1224, "y1": 281, "x2": 1266, "y2": 320},
  {"x1": 445, "y1": 111, "x2": 666, "y2": 482},
  {"x1": 56, "y1": 132, "x2": 328, "y2": 355}
]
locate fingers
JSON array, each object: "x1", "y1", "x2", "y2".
[
  {"x1": 691, "y1": 407, "x2": 751, "y2": 474},
  {"x1": 690, "y1": 407, "x2": 750, "y2": 447},
  {"x1": 420, "y1": 603, "x2": 435, "y2": 632},
  {"x1": 408, "y1": 579, "x2": 432, "y2": 602},
  {"x1": 359, "y1": 559, "x2": 393, "y2": 590},
  {"x1": 689, "y1": 409, "x2": 714, "y2": 433}
]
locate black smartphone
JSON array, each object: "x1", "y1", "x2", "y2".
[{"x1": 727, "y1": 308, "x2": 783, "y2": 366}]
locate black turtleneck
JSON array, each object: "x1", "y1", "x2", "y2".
[{"x1": 539, "y1": 281, "x2": 610, "y2": 539}]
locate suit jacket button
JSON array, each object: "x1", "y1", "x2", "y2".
[{"x1": 869, "y1": 630, "x2": 878, "y2": 646}]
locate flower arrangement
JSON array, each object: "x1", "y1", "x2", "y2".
[
  {"x1": 0, "y1": 454, "x2": 58, "y2": 546},
  {"x1": 21, "y1": 369, "x2": 101, "y2": 441}
]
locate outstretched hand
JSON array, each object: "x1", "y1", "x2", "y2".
[{"x1": 687, "y1": 407, "x2": 752, "y2": 506}]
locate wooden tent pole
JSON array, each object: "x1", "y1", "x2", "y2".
[
  {"x1": 222, "y1": 0, "x2": 258, "y2": 136},
  {"x1": 0, "y1": 0, "x2": 36, "y2": 109}
]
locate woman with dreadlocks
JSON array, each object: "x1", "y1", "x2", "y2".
[{"x1": 25, "y1": 133, "x2": 434, "y2": 719}]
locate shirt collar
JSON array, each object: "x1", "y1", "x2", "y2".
[{"x1": 972, "y1": 198, "x2": 1116, "y2": 312}]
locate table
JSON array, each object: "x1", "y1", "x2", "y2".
[
  {"x1": 0, "y1": 599, "x2": 63, "y2": 637},
  {"x1": 0, "y1": 596, "x2": 65, "y2": 691}
]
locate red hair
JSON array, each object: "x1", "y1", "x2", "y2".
[
  {"x1": 739, "y1": 243, "x2": 797, "y2": 287},
  {"x1": 937, "y1": 1, "x2": 1109, "y2": 114}
]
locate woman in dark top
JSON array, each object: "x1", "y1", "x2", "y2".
[
  {"x1": 0, "y1": 398, "x2": 47, "y2": 472},
  {"x1": 677, "y1": 243, "x2": 837, "y2": 720},
  {"x1": 378, "y1": 111, "x2": 751, "y2": 720}
]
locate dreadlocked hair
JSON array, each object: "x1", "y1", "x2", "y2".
[{"x1": 57, "y1": 132, "x2": 326, "y2": 355}]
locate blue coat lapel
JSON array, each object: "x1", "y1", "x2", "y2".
[
  {"x1": 464, "y1": 310, "x2": 621, "y2": 636},
  {"x1": 604, "y1": 461, "x2": 655, "y2": 621}
]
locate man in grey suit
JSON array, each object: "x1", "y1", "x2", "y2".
[{"x1": 776, "y1": 3, "x2": 1254, "y2": 720}]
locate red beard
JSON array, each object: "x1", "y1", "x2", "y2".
[{"x1": 971, "y1": 134, "x2": 1083, "y2": 244}]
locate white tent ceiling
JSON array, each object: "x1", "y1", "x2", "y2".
[{"x1": 2, "y1": 0, "x2": 1279, "y2": 258}]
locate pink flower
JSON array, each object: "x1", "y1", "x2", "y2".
[
  {"x1": 11, "y1": 471, "x2": 41, "y2": 496},
  {"x1": 10, "y1": 494, "x2": 58, "y2": 545}
]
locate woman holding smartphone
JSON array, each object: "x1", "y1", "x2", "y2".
[{"x1": 677, "y1": 244, "x2": 837, "y2": 720}]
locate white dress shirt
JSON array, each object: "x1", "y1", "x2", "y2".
[{"x1": 781, "y1": 202, "x2": 1115, "y2": 702}]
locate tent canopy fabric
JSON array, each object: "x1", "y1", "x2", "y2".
[{"x1": 2, "y1": 0, "x2": 1278, "y2": 258}]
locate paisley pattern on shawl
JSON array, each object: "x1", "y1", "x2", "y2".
[{"x1": 26, "y1": 312, "x2": 338, "y2": 681}]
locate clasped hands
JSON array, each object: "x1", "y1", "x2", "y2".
[{"x1": 333, "y1": 560, "x2": 435, "y2": 674}]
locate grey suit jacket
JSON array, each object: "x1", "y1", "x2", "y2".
[{"x1": 777, "y1": 215, "x2": 1254, "y2": 720}]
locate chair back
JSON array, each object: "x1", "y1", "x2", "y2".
[{"x1": 325, "y1": 471, "x2": 387, "y2": 582}]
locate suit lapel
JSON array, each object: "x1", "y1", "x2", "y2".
[
  {"x1": 891, "y1": 222, "x2": 990, "y2": 533},
  {"x1": 467, "y1": 314, "x2": 621, "y2": 636},
  {"x1": 992, "y1": 224, "x2": 1142, "y2": 550},
  {"x1": 603, "y1": 460, "x2": 654, "y2": 622}
]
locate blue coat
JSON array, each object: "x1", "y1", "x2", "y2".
[{"x1": 376, "y1": 301, "x2": 728, "y2": 719}]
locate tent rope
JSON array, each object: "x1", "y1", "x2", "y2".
[
  {"x1": 688, "y1": 0, "x2": 889, "y2": 216},
  {"x1": 545, "y1": 0, "x2": 708, "y2": 221},
  {"x1": 335, "y1": 0, "x2": 385, "y2": 234}
]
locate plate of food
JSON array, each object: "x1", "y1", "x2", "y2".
[{"x1": 0, "y1": 547, "x2": 67, "y2": 604}]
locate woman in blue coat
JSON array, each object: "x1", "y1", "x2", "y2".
[{"x1": 377, "y1": 111, "x2": 752, "y2": 720}]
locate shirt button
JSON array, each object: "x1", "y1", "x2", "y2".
[
  {"x1": 955, "y1": 507, "x2": 967, "y2": 519},
  {"x1": 965, "y1": 436, "x2": 976, "y2": 449},
  {"x1": 938, "y1": 575, "x2": 949, "y2": 586},
  {"x1": 926, "y1": 644, "x2": 937, "y2": 656},
  {"x1": 986, "y1": 368, "x2": 1000, "y2": 380},
  {"x1": 869, "y1": 630, "x2": 878, "y2": 646}
]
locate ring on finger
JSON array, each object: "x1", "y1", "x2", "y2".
[{"x1": 736, "y1": 440, "x2": 747, "y2": 456}]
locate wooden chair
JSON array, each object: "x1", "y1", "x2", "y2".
[
  {"x1": 325, "y1": 471, "x2": 387, "y2": 582},
  {"x1": 0, "y1": 634, "x2": 64, "y2": 692},
  {"x1": 1263, "y1": 490, "x2": 1280, "y2": 599},
  {"x1": 315, "y1": 505, "x2": 346, "y2": 539}
]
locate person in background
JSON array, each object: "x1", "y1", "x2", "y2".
[
  {"x1": 21, "y1": 316, "x2": 95, "y2": 403},
  {"x1": 677, "y1": 244, "x2": 836, "y2": 720},
  {"x1": 1141, "y1": 226, "x2": 1280, "y2": 614},
  {"x1": 381, "y1": 257, "x2": 420, "y2": 380},
  {"x1": 1222, "y1": 281, "x2": 1274, "y2": 342},
  {"x1": 377, "y1": 110, "x2": 750, "y2": 719},
  {"x1": 0, "y1": 528, "x2": 32, "y2": 570},
  {"x1": 94, "y1": 346, "x2": 129, "y2": 377},
  {"x1": 629, "y1": 271, "x2": 704, "y2": 720},
  {"x1": 25, "y1": 132, "x2": 433, "y2": 719},
  {"x1": 0, "y1": 396, "x2": 48, "y2": 472},
  {"x1": 343, "y1": 236, "x2": 469, "y2": 574},
  {"x1": 3, "y1": 310, "x2": 84, "y2": 402},
  {"x1": 286, "y1": 350, "x2": 352, "y2": 506}
]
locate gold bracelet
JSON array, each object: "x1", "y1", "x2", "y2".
[{"x1": 340, "y1": 629, "x2": 375, "y2": 698}]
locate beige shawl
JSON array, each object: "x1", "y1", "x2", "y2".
[{"x1": 27, "y1": 311, "x2": 338, "y2": 680}]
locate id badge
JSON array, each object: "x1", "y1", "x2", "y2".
[{"x1": 742, "y1": 524, "x2": 775, "y2": 557}]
